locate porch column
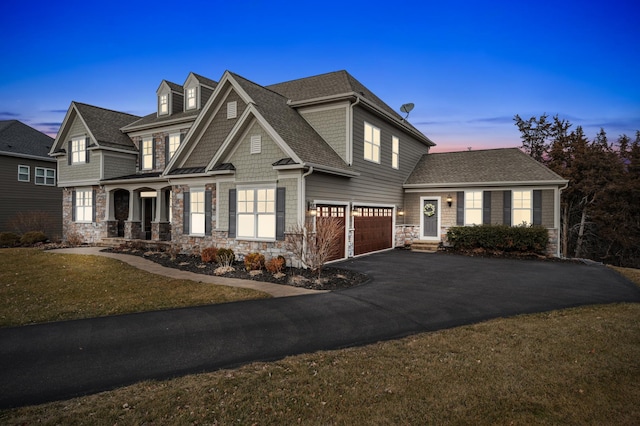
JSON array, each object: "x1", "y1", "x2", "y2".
[
  {"x1": 129, "y1": 190, "x2": 141, "y2": 221},
  {"x1": 155, "y1": 189, "x2": 165, "y2": 222},
  {"x1": 105, "y1": 189, "x2": 116, "y2": 221}
]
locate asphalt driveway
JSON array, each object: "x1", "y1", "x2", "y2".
[{"x1": 1, "y1": 250, "x2": 639, "y2": 408}]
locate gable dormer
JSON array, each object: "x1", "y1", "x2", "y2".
[
  {"x1": 156, "y1": 80, "x2": 184, "y2": 117},
  {"x1": 183, "y1": 72, "x2": 218, "y2": 111}
]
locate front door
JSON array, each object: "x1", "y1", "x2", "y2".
[
  {"x1": 143, "y1": 198, "x2": 153, "y2": 240},
  {"x1": 422, "y1": 198, "x2": 439, "y2": 240}
]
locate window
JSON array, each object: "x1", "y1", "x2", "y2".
[
  {"x1": 35, "y1": 167, "x2": 55, "y2": 185},
  {"x1": 392, "y1": 136, "x2": 399, "y2": 169},
  {"x1": 168, "y1": 133, "x2": 181, "y2": 159},
  {"x1": 71, "y1": 137, "x2": 86, "y2": 164},
  {"x1": 465, "y1": 191, "x2": 483, "y2": 225},
  {"x1": 513, "y1": 190, "x2": 532, "y2": 225},
  {"x1": 18, "y1": 165, "x2": 29, "y2": 182},
  {"x1": 237, "y1": 188, "x2": 275, "y2": 239},
  {"x1": 227, "y1": 101, "x2": 237, "y2": 119},
  {"x1": 250, "y1": 135, "x2": 261, "y2": 154},
  {"x1": 75, "y1": 190, "x2": 93, "y2": 222},
  {"x1": 190, "y1": 190, "x2": 205, "y2": 235},
  {"x1": 141, "y1": 137, "x2": 153, "y2": 170},
  {"x1": 364, "y1": 122, "x2": 380, "y2": 163},
  {"x1": 159, "y1": 94, "x2": 168, "y2": 114},
  {"x1": 186, "y1": 87, "x2": 196, "y2": 109}
]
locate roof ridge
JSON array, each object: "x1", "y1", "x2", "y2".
[
  {"x1": 431, "y1": 147, "x2": 521, "y2": 155},
  {"x1": 73, "y1": 101, "x2": 141, "y2": 119},
  {"x1": 266, "y1": 69, "x2": 348, "y2": 87},
  {"x1": 228, "y1": 71, "x2": 290, "y2": 102}
]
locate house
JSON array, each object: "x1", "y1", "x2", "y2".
[
  {"x1": 50, "y1": 70, "x2": 567, "y2": 260},
  {"x1": 0, "y1": 120, "x2": 62, "y2": 238}
]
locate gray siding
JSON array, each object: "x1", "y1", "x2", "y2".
[
  {"x1": 103, "y1": 152, "x2": 137, "y2": 179},
  {"x1": 228, "y1": 123, "x2": 284, "y2": 182},
  {"x1": 300, "y1": 106, "x2": 348, "y2": 163},
  {"x1": 57, "y1": 116, "x2": 101, "y2": 183},
  {"x1": 542, "y1": 189, "x2": 554, "y2": 227},
  {"x1": 201, "y1": 85, "x2": 214, "y2": 107},
  {"x1": 0, "y1": 155, "x2": 62, "y2": 237}
]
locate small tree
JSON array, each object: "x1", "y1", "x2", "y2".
[{"x1": 286, "y1": 216, "x2": 343, "y2": 278}]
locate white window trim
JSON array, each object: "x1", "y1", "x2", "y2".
[
  {"x1": 364, "y1": 122, "x2": 380, "y2": 163},
  {"x1": 141, "y1": 137, "x2": 153, "y2": 170},
  {"x1": 75, "y1": 189, "x2": 93, "y2": 223},
  {"x1": 190, "y1": 188, "x2": 206, "y2": 236},
  {"x1": 35, "y1": 167, "x2": 56, "y2": 186},
  {"x1": 18, "y1": 165, "x2": 30, "y2": 182},
  {"x1": 464, "y1": 191, "x2": 483, "y2": 226},
  {"x1": 392, "y1": 136, "x2": 399, "y2": 169},
  {"x1": 236, "y1": 185, "x2": 276, "y2": 241},
  {"x1": 71, "y1": 137, "x2": 86, "y2": 164},
  {"x1": 513, "y1": 190, "x2": 533, "y2": 226},
  {"x1": 159, "y1": 94, "x2": 168, "y2": 115},
  {"x1": 186, "y1": 87, "x2": 197, "y2": 110}
]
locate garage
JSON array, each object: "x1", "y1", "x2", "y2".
[
  {"x1": 316, "y1": 205, "x2": 346, "y2": 261},
  {"x1": 353, "y1": 206, "x2": 393, "y2": 255}
]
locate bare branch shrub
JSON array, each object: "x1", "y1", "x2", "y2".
[
  {"x1": 8, "y1": 211, "x2": 56, "y2": 237},
  {"x1": 286, "y1": 216, "x2": 343, "y2": 278},
  {"x1": 65, "y1": 231, "x2": 84, "y2": 247}
]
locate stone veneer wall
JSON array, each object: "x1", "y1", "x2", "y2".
[{"x1": 62, "y1": 186, "x2": 107, "y2": 244}]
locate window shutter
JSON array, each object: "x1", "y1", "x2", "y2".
[
  {"x1": 276, "y1": 187, "x2": 286, "y2": 240},
  {"x1": 180, "y1": 132, "x2": 185, "y2": 143},
  {"x1": 71, "y1": 190, "x2": 76, "y2": 221},
  {"x1": 183, "y1": 191, "x2": 190, "y2": 234},
  {"x1": 205, "y1": 190, "x2": 212, "y2": 236},
  {"x1": 67, "y1": 141, "x2": 72, "y2": 165},
  {"x1": 138, "y1": 140, "x2": 143, "y2": 170},
  {"x1": 533, "y1": 190, "x2": 542, "y2": 225},
  {"x1": 92, "y1": 189, "x2": 96, "y2": 222},
  {"x1": 483, "y1": 191, "x2": 491, "y2": 225},
  {"x1": 85, "y1": 137, "x2": 90, "y2": 163},
  {"x1": 503, "y1": 190, "x2": 512, "y2": 226},
  {"x1": 456, "y1": 192, "x2": 464, "y2": 226},
  {"x1": 152, "y1": 138, "x2": 156, "y2": 169},
  {"x1": 165, "y1": 135, "x2": 169, "y2": 164},
  {"x1": 228, "y1": 189, "x2": 236, "y2": 238}
]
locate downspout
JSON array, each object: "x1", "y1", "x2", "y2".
[
  {"x1": 301, "y1": 166, "x2": 314, "y2": 223},
  {"x1": 347, "y1": 95, "x2": 361, "y2": 166}
]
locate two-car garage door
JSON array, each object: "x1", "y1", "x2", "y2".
[{"x1": 317, "y1": 205, "x2": 393, "y2": 259}]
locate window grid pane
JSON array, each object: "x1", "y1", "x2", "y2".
[
  {"x1": 465, "y1": 191, "x2": 483, "y2": 225},
  {"x1": 72, "y1": 138, "x2": 86, "y2": 164},
  {"x1": 364, "y1": 122, "x2": 380, "y2": 163},
  {"x1": 169, "y1": 133, "x2": 181, "y2": 158},
  {"x1": 18, "y1": 165, "x2": 29, "y2": 181}
]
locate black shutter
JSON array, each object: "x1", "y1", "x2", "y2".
[
  {"x1": 205, "y1": 190, "x2": 212, "y2": 236},
  {"x1": 503, "y1": 190, "x2": 512, "y2": 226},
  {"x1": 276, "y1": 187, "x2": 286, "y2": 240},
  {"x1": 91, "y1": 189, "x2": 96, "y2": 222},
  {"x1": 180, "y1": 132, "x2": 185, "y2": 143},
  {"x1": 533, "y1": 190, "x2": 542, "y2": 225},
  {"x1": 183, "y1": 191, "x2": 190, "y2": 234},
  {"x1": 71, "y1": 190, "x2": 76, "y2": 221},
  {"x1": 151, "y1": 138, "x2": 156, "y2": 169},
  {"x1": 67, "y1": 141, "x2": 72, "y2": 165},
  {"x1": 85, "y1": 137, "x2": 90, "y2": 163},
  {"x1": 165, "y1": 135, "x2": 169, "y2": 163},
  {"x1": 456, "y1": 191, "x2": 464, "y2": 225},
  {"x1": 228, "y1": 189, "x2": 237, "y2": 238},
  {"x1": 483, "y1": 191, "x2": 491, "y2": 225},
  {"x1": 138, "y1": 139, "x2": 143, "y2": 170}
]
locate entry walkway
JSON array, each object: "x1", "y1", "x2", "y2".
[{"x1": 1, "y1": 250, "x2": 639, "y2": 408}]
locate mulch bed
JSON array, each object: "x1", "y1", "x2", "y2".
[{"x1": 102, "y1": 247, "x2": 368, "y2": 291}]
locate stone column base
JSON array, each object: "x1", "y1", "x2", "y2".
[{"x1": 125, "y1": 221, "x2": 142, "y2": 240}]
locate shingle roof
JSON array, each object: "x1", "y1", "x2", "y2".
[
  {"x1": 405, "y1": 148, "x2": 567, "y2": 186},
  {"x1": 164, "y1": 80, "x2": 184, "y2": 93},
  {"x1": 121, "y1": 109, "x2": 200, "y2": 131},
  {"x1": 192, "y1": 73, "x2": 218, "y2": 88},
  {"x1": 230, "y1": 72, "x2": 352, "y2": 173},
  {"x1": 0, "y1": 120, "x2": 54, "y2": 158},
  {"x1": 73, "y1": 102, "x2": 140, "y2": 150}
]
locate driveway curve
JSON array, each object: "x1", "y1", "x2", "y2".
[{"x1": 1, "y1": 250, "x2": 639, "y2": 408}]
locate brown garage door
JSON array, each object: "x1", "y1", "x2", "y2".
[
  {"x1": 354, "y1": 207, "x2": 393, "y2": 255},
  {"x1": 316, "y1": 205, "x2": 346, "y2": 262}
]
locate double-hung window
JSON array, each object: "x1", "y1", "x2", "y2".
[
  {"x1": 513, "y1": 190, "x2": 532, "y2": 225},
  {"x1": 190, "y1": 189, "x2": 205, "y2": 235},
  {"x1": 71, "y1": 137, "x2": 86, "y2": 164},
  {"x1": 465, "y1": 191, "x2": 483, "y2": 225},
  {"x1": 168, "y1": 133, "x2": 181, "y2": 159},
  {"x1": 392, "y1": 136, "x2": 399, "y2": 169},
  {"x1": 35, "y1": 167, "x2": 55, "y2": 185},
  {"x1": 141, "y1": 137, "x2": 153, "y2": 170},
  {"x1": 18, "y1": 165, "x2": 30, "y2": 182},
  {"x1": 363, "y1": 122, "x2": 380, "y2": 163},
  {"x1": 237, "y1": 188, "x2": 276, "y2": 239},
  {"x1": 75, "y1": 189, "x2": 93, "y2": 222},
  {"x1": 186, "y1": 87, "x2": 196, "y2": 109},
  {"x1": 159, "y1": 94, "x2": 168, "y2": 114}
]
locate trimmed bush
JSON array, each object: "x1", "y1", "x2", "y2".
[
  {"x1": 201, "y1": 247, "x2": 218, "y2": 263},
  {"x1": 244, "y1": 252, "x2": 265, "y2": 271},
  {"x1": 447, "y1": 224, "x2": 549, "y2": 254},
  {"x1": 0, "y1": 232, "x2": 20, "y2": 247},
  {"x1": 216, "y1": 248, "x2": 235, "y2": 267},
  {"x1": 20, "y1": 231, "x2": 48, "y2": 246},
  {"x1": 266, "y1": 256, "x2": 286, "y2": 274}
]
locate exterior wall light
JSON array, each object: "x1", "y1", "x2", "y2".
[{"x1": 446, "y1": 194, "x2": 453, "y2": 207}]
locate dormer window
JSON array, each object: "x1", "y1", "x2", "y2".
[
  {"x1": 186, "y1": 87, "x2": 197, "y2": 110},
  {"x1": 159, "y1": 94, "x2": 168, "y2": 115}
]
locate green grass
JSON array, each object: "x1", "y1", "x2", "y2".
[
  {"x1": 0, "y1": 248, "x2": 271, "y2": 327},
  {"x1": 1, "y1": 249, "x2": 639, "y2": 424}
]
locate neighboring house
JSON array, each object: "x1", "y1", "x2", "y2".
[
  {"x1": 0, "y1": 120, "x2": 62, "y2": 238},
  {"x1": 50, "y1": 70, "x2": 568, "y2": 259}
]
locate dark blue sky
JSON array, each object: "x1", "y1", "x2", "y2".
[{"x1": 1, "y1": 0, "x2": 638, "y2": 152}]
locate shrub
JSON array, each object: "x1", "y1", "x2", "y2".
[
  {"x1": 7, "y1": 211, "x2": 56, "y2": 236},
  {"x1": 244, "y1": 252, "x2": 265, "y2": 271},
  {"x1": 20, "y1": 231, "x2": 48, "y2": 246},
  {"x1": 447, "y1": 224, "x2": 549, "y2": 254},
  {"x1": 266, "y1": 256, "x2": 286, "y2": 274},
  {"x1": 0, "y1": 232, "x2": 20, "y2": 247},
  {"x1": 201, "y1": 247, "x2": 218, "y2": 263},
  {"x1": 216, "y1": 248, "x2": 235, "y2": 267},
  {"x1": 65, "y1": 231, "x2": 84, "y2": 247}
]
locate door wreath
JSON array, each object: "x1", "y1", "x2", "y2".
[{"x1": 423, "y1": 203, "x2": 436, "y2": 217}]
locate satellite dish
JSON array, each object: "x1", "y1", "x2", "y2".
[{"x1": 400, "y1": 103, "x2": 414, "y2": 120}]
